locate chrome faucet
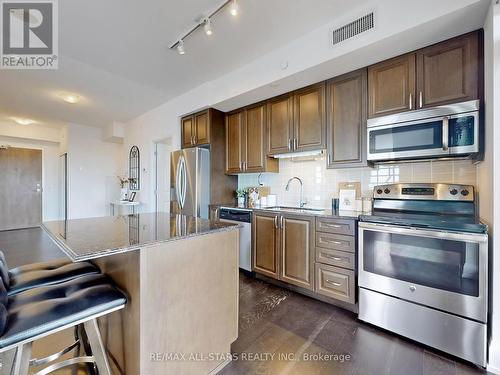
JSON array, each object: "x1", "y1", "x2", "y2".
[{"x1": 285, "y1": 177, "x2": 305, "y2": 208}]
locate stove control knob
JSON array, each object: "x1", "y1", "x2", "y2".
[
  {"x1": 461, "y1": 189, "x2": 469, "y2": 196},
  {"x1": 376, "y1": 189, "x2": 383, "y2": 194},
  {"x1": 384, "y1": 188, "x2": 391, "y2": 194},
  {"x1": 450, "y1": 189, "x2": 458, "y2": 196}
]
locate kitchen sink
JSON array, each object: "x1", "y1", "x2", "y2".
[{"x1": 261, "y1": 206, "x2": 325, "y2": 213}]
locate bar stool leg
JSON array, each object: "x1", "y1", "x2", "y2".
[
  {"x1": 12, "y1": 342, "x2": 32, "y2": 375},
  {"x1": 83, "y1": 319, "x2": 111, "y2": 375},
  {"x1": 0, "y1": 347, "x2": 17, "y2": 375}
]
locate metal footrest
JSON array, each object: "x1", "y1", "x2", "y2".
[
  {"x1": 32, "y1": 356, "x2": 95, "y2": 375},
  {"x1": 29, "y1": 339, "x2": 80, "y2": 367}
]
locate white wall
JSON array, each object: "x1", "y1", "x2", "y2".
[
  {"x1": 481, "y1": 1, "x2": 500, "y2": 373},
  {"x1": 67, "y1": 124, "x2": 124, "y2": 219}
]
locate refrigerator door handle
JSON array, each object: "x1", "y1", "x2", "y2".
[
  {"x1": 181, "y1": 156, "x2": 187, "y2": 209},
  {"x1": 175, "y1": 157, "x2": 182, "y2": 207}
]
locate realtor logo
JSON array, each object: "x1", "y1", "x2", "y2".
[{"x1": 1, "y1": 0, "x2": 58, "y2": 69}]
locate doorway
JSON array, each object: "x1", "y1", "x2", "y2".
[
  {"x1": 0, "y1": 146, "x2": 43, "y2": 231},
  {"x1": 154, "y1": 140, "x2": 172, "y2": 213}
]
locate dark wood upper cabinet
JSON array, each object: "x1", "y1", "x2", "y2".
[
  {"x1": 368, "y1": 53, "x2": 416, "y2": 118},
  {"x1": 194, "y1": 111, "x2": 210, "y2": 145},
  {"x1": 327, "y1": 69, "x2": 367, "y2": 168},
  {"x1": 416, "y1": 31, "x2": 479, "y2": 108},
  {"x1": 225, "y1": 104, "x2": 278, "y2": 174},
  {"x1": 267, "y1": 94, "x2": 294, "y2": 154},
  {"x1": 293, "y1": 82, "x2": 326, "y2": 152},
  {"x1": 181, "y1": 116, "x2": 194, "y2": 148},
  {"x1": 253, "y1": 212, "x2": 280, "y2": 280},
  {"x1": 244, "y1": 104, "x2": 266, "y2": 173},
  {"x1": 225, "y1": 110, "x2": 244, "y2": 174},
  {"x1": 280, "y1": 214, "x2": 315, "y2": 290},
  {"x1": 181, "y1": 109, "x2": 210, "y2": 148}
]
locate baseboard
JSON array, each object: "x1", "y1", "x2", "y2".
[{"x1": 488, "y1": 339, "x2": 500, "y2": 374}]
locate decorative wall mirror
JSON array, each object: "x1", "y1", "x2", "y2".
[{"x1": 129, "y1": 146, "x2": 140, "y2": 191}]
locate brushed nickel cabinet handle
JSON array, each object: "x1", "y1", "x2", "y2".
[
  {"x1": 323, "y1": 223, "x2": 342, "y2": 228},
  {"x1": 409, "y1": 93, "x2": 413, "y2": 110},
  {"x1": 280, "y1": 216, "x2": 284, "y2": 229},
  {"x1": 325, "y1": 279, "x2": 342, "y2": 287},
  {"x1": 327, "y1": 153, "x2": 331, "y2": 165},
  {"x1": 288, "y1": 138, "x2": 292, "y2": 150},
  {"x1": 293, "y1": 138, "x2": 297, "y2": 150},
  {"x1": 419, "y1": 91, "x2": 423, "y2": 108},
  {"x1": 322, "y1": 254, "x2": 347, "y2": 262},
  {"x1": 322, "y1": 239, "x2": 343, "y2": 245},
  {"x1": 274, "y1": 216, "x2": 278, "y2": 229}
]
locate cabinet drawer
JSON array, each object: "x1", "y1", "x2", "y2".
[
  {"x1": 315, "y1": 264, "x2": 355, "y2": 304},
  {"x1": 315, "y1": 233, "x2": 355, "y2": 253},
  {"x1": 316, "y1": 248, "x2": 355, "y2": 270},
  {"x1": 316, "y1": 218, "x2": 355, "y2": 235}
]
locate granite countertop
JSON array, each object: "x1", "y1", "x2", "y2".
[
  {"x1": 212, "y1": 203, "x2": 369, "y2": 219},
  {"x1": 42, "y1": 212, "x2": 239, "y2": 262}
]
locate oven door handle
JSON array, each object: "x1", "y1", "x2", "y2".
[{"x1": 358, "y1": 221, "x2": 488, "y2": 243}]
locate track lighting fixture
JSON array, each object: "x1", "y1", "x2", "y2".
[
  {"x1": 169, "y1": 0, "x2": 243, "y2": 53},
  {"x1": 204, "y1": 18, "x2": 213, "y2": 36},
  {"x1": 176, "y1": 40, "x2": 185, "y2": 55},
  {"x1": 230, "y1": 0, "x2": 238, "y2": 16}
]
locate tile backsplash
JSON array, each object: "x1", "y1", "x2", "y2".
[{"x1": 238, "y1": 158, "x2": 477, "y2": 209}]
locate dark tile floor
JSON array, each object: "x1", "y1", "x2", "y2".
[
  {"x1": 0, "y1": 227, "x2": 65, "y2": 267},
  {"x1": 0, "y1": 228, "x2": 490, "y2": 375},
  {"x1": 221, "y1": 273, "x2": 489, "y2": 375}
]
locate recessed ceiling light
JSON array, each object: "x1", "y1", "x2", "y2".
[
  {"x1": 204, "y1": 18, "x2": 213, "y2": 36},
  {"x1": 13, "y1": 118, "x2": 35, "y2": 125},
  {"x1": 60, "y1": 93, "x2": 81, "y2": 104},
  {"x1": 177, "y1": 40, "x2": 186, "y2": 55},
  {"x1": 230, "y1": 0, "x2": 238, "y2": 16}
]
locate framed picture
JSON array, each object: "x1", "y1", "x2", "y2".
[{"x1": 128, "y1": 192, "x2": 136, "y2": 202}]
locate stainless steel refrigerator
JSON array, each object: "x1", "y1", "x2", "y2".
[{"x1": 170, "y1": 148, "x2": 210, "y2": 219}]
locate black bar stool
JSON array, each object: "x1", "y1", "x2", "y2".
[
  {"x1": 0, "y1": 273, "x2": 127, "y2": 375},
  {"x1": 0, "y1": 251, "x2": 99, "y2": 296}
]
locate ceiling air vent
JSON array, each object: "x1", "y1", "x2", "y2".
[{"x1": 332, "y1": 12, "x2": 374, "y2": 45}]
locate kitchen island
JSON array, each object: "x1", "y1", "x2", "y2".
[{"x1": 42, "y1": 212, "x2": 240, "y2": 375}]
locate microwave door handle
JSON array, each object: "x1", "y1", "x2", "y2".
[{"x1": 442, "y1": 116, "x2": 449, "y2": 151}]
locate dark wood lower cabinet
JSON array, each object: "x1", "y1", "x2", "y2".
[
  {"x1": 253, "y1": 212, "x2": 279, "y2": 279},
  {"x1": 253, "y1": 213, "x2": 358, "y2": 306},
  {"x1": 253, "y1": 212, "x2": 314, "y2": 289},
  {"x1": 280, "y1": 215, "x2": 314, "y2": 290}
]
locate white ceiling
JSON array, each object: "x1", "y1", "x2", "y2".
[{"x1": 0, "y1": 0, "x2": 372, "y2": 129}]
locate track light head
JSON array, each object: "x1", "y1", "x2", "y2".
[
  {"x1": 177, "y1": 40, "x2": 185, "y2": 55},
  {"x1": 204, "y1": 18, "x2": 213, "y2": 36}
]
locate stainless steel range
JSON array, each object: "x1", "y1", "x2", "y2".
[{"x1": 358, "y1": 183, "x2": 488, "y2": 367}]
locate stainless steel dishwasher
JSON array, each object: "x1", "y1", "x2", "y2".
[{"x1": 219, "y1": 207, "x2": 252, "y2": 272}]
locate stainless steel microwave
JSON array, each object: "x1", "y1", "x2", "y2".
[{"x1": 367, "y1": 100, "x2": 480, "y2": 162}]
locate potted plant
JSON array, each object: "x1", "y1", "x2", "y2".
[
  {"x1": 117, "y1": 176, "x2": 129, "y2": 201},
  {"x1": 235, "y1": 188, "x2": 246, "y2": 207}
]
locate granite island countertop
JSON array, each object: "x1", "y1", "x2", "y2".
[{"x1": 42, "y1": 212, "x2": 239, "y2": 262}]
